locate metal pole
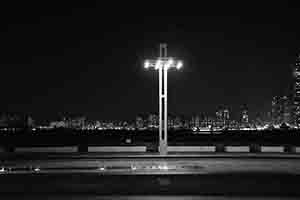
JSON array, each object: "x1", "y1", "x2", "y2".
[
  {"x1": 144, "y1": 43, "x2": 181, "y2": 154},
  {"x1": 159, "y1": 64, "x2": 163, "y2": 154},
  {"x1": 164, "y1": 66, "x2": 168, "y2": 154},
  {"x1": 158, "y1": 43, "x2": 168, "y2": 155}
]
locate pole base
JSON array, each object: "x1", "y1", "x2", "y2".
[{"x1": 159, "y1": 143, "x2": 168, "y2": 155}]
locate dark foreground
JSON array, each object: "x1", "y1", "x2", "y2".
[{"x1": 0, "y1": 172, "x2": 300, "y2": 196}]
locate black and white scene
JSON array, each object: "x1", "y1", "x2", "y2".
[{"x1": 1, "y1": 1, "x2": 300, "y2": 199}]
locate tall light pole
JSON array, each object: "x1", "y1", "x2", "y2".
[{"x1": 144, "y1": 44, "x2": 183, "y2": 155}]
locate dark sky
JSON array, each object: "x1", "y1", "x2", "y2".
[{"x1": 0, "y1": 1, "x2": 299, "y2": 121}]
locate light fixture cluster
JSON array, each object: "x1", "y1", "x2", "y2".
[{"x1": 144, "y1": 57, "x2": 183, "y2": 70}]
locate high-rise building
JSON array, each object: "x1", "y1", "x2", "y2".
[
  {"x1": 272, "y1": 96, "x2": 281, "y2": 125},
  {"x1": 216, "y1": 106, "x2": 230, "y2": 127},
  {"x1": 174, "y1": 115, "x2": 183, "y2": 129},
  {"x1": 281, "y1": 96, "x2": 291, "y2": 124},
  {"x1": 223, "y1": 109, "x2": 230, "y2": 121},
  {"x1": 241, "y1": 104, "x2": 249, "y2": 125},
  {"x1": 167, "y1": 114, "x2": 175, "y2": 129},
  {"x1": 147, "y1": 113, "x2": 158, "y2": 128},
  {"x1": 272, "y1": 96, "x2": 291, "y2": 125},
  {"x1": 293, "y1": 53, "x2": 300, "y2": 126},
  {"x1": 27, "y1": 116, "x2": 35, "y2": 128},
  {"x1": 135, "y1": 115, "x2": 144, "y2": 129},
  {"x1": 216, "y1": 107, "x2": 223, "y2": 121},
  {"x1": 191, "y1": 115, "x2": 201, "y2": 128}
]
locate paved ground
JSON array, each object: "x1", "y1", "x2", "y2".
[
  {"x1": 1, "y1": 152, "x2": 300, "y2": 175},
  {"x1": 1, "y1": 153, "x2": 300, "y2": 196}
]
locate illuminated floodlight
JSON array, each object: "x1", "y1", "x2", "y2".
[
  {"x1": 155, "y1": 59, "x2": 162, "y2": 70},
  {"x1": 176, "y1": 61, "x2": 183, "y2": 69},
  {"x1": 0, "y1": 167, "x2": 5, "y2": 173},
  {"x1": 131, "y1": 165, "x2": 137, "y2": 170},
  {"x1": 166, "y1": 58, "x2": 174, "y2": 69},
  {"x1": 144, "y1": 60, "x2": 150, "y2": 69}
]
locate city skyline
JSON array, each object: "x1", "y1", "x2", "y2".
[{"x1": 0, "y1": 2, "x2": 299, "y2": 121}]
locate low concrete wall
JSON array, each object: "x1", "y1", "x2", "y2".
[
  {"x1": 296, "y1": 147, "x2": 300, "y2": 153},
  {"x1": 88, "y1": 146, "x2": 146, "y2": 152},
  {"x1": 168, "y1": 146, "x2": 216, "y2": 152},
  {"x1": 15, "y1": 146, "x2": 78, "y2": 153},
  {"x1": 261, "y1": 146, "x2": 284, "y2": 153},
  {"x1": 6, "y1": 145, "x2": 300, "y2": 153},
  {"x1": 225, "y1": 146, "x2": 250, "y2": 152}
]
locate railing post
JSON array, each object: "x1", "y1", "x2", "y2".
[
  {"x1": 250, "y1": 144, "x2": 261, "y2": 153},
  {"x1": 78, "y1": 144, "x2": 88, "y2": 153},
  {"x1": 216, "y1": 143, "x2": 225, "y2": 152}
]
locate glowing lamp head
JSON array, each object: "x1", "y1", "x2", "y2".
[
  {"x1": 155, "y1": 59, "x2": 162, "y2": 70},
  {"x1": 144, "y1": 60, "x2": 150, "y2": 69},
  {"x1": 176, "y1": 61, "x2": 183, "y2": 69},
  {"x1": 166, "y1": 58, "x2": 174, "y2": 69}
]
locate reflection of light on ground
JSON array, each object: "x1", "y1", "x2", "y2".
[
  {"x1": 2, "y1": 157, "x2": 300, "y2": 176},
  {"x1": 99, "y1": 167, "x2": 105, "y2": 171},
  {"x1": 33, "y1": 167, "x2": 40, "y2": 172},
  {"x1": 131, "y1": 165, "x2": 137, "y2": 170},
  {"x1": 158, "y1": 165, "x2": 169, "y2": 170}
]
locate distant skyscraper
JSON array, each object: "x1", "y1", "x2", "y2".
[
  {"x1": 174, "y1": 115, "x2": 183, "y2": 129},
  {"x1": 216, "y1": 107, "x2": 223, "y2": 121},
  {"x1": 241, "y1": 104, "x2": 249, "y2": 124},
  {"x1": 27, "y1": 116, "x2": 35, "y2": 128},
  {"x1": 216, "y1": 106, "x2": 229, "y2": 127},
  {"x1": 272, "y1": 96, "x2": 291, "y2": 125},
  {"x1": 135, "y1": 115, "x2": 144, "y2": 129},
  {"x1": 223, "y1": 109, "x2": 229, "y2": 120},
  {"x1": 191, "y1": 115, "x2": 200, "y2": 128},
  {"x1": 167, "y1": 114, "x2": 175, "y2": 128},
  {"x1": 147, "y1": 113, "x2": 158, "y2": 128},
  {"x1": 293, "y1": 53, "x2": 300, "y2": 126},
  {"x1": 272, "y1": 96, "x2": 281, "y2": 125},
  {"x1": 281, "y1": 96, "x2": 291, "y2": 124}
]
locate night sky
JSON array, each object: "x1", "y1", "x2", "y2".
[{"x1": 0, "y1": 1, "x2": 299, "y2": 121}]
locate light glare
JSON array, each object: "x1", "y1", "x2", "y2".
[
  {"x1": 144, "y1": 60, "x2": 150, "y2": 69},
  {"x1": 158, "y1": 165, "x2": 169, "y2": 170},
  {"x1": 176, "y1": 61, "x2": 183, "y2": 69},
  {"x1": 166, "y1": 58, "x2": 174, "y2": 69},
  {"x1": 155, "y1": 59, "x2": 162, "y2": 69}
]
